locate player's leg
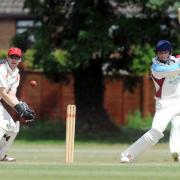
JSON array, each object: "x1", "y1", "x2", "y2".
[
  {"x1": 121, "y1": 128, "x2": 164, "y2": 162},
  {"x1": 169, "y1": 116, "x2": 180, "y2": 162},
  {"x1": 0, "y1": 121, "x2": 20, "y2": 161},
  {"x1": 0, "y1": 103, "x2": 20, "y2": 161},
  {"x1": 0, "y1": 128, "x2": 6, "y2": 146},
  {"x1": 121, "y1": 106, "x2": 176, "y2": 163}
]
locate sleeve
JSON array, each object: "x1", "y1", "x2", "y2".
[
  {"x1": 10, "y1": 74, "x2": 20, "y2": 93},
  {"x1": 151, "y1": 63, "x2": 180, "y2": 78},
  {"x1": 177, "y1": 58, "x2": 180, "y2": 63},
  {"x1": 0, "y1": 70, "x2": 8, "y2": 88}
]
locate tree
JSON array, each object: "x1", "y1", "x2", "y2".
[{"x1": 12, "y1": 0, "x2": 180, "y2": 132}]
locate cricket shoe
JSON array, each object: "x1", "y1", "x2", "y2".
[
  {"x1": 172, "y1": 152, "x2": 180, "y2": 162},
  {"x1": 120, "y1": 154, "x2": 131, "y2": 163},
  {"x1": 0, "y1": 155, "x2": 16, "y2": 162}
]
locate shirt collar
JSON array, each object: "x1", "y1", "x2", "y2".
[{"x1": 5, "y1": 60, "x2": 19, "y2": 75}]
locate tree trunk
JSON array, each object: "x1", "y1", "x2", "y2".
[{"x1": 74, "y1": 59, "x2": 117, "y2": 133}]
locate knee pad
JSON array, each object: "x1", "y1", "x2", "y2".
[{"x1": 144, "y1": 128, "x2": 164, "y2": 145}]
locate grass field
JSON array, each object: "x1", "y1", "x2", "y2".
[{"x1": 1, "y1": 141, "x2": 180, "y2": 180}]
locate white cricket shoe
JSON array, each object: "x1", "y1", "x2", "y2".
[
  {"x1": 120, "y1": 154, "x2": 131, "y2": 163},
  {"x1": 172, "y1": 152, "x2": 180, "y2": 162},
  {"x1": 0, "y1": 155, "x2": 16, "y2": 162}
]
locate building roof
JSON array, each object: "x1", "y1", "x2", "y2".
[{"x1": 0, "y1": 0, "x2": 31, "y2": 18}]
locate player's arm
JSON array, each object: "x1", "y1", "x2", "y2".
[
  {"x1": 151, "y1": 63, "x2": 180, "y2": 78},
  {"x1": 0, "y1": 88, "x2": 36, "y2": 120},
  {"x1": 0, "y1": 87, "x2": 19, "y2": 107}
]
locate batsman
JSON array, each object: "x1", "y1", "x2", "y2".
[
  {"x1": 121, "y1": 40, "x2": 180, "y2": 163},
  {"x1": 0, "y1": 47, "x2": 36, "y2": 162}
]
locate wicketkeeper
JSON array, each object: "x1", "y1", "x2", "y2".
[
  {"x1": 121, "y1": 40, "x2": 180, "y2": 163},
  {"x1": 0, "y1": 47, "x2": 36, "y2": 162}
]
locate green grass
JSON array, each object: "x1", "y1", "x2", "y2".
[{"x1": 1, "y1": 141, "x2": 180, "y2": 180}]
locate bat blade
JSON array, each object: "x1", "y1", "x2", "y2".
[{"x1": 178, "y1": 8, "x2": 180, "y2": 24}]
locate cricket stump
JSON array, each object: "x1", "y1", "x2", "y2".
[{"x1": 65, "y1": 104, "x2": 76, "y2": 164}]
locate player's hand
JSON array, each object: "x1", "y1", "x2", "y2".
[{"x1": 14, "y1": 101, "x2": 36, "y2": 120}]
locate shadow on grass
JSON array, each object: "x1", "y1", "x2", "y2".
[{"x1": 17, "y1": 122, "x2": 170, "y2": 144}]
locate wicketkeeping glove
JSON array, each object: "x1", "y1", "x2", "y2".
[{"x1": 14, "y1": 101, "x2": 36, "y2": 120}]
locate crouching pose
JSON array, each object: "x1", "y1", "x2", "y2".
[
  {"x1": 0, "y1": 47, "x2": 36, "y2": 162},
  {"x1": 121, "y1": 40, "x2": 180, "y2": 163}
]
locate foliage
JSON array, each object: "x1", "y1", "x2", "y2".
[
  {"x1": 22, "y1": 48, "x2": 71, "y2": 72},
  {"x1": 131, "y1": 44, "x2": 154, "y2": 74},
  {"x1": 11, "y1": 31, "x2": 32, "y2": 51},
  {"x1": 52, "y1": 49, "x2": 72, "y2": 72},
  {"x1": 11, "y1": 0, "x2": 180, "y2": 131},
  {"x1": 17, "y1": 118, "x2": 144, "y2": 143},
  {"x1": 0, "y1": 49, "x2": 7, "y2": 59},
  {"x1": 18, "y1": 120, "x2": 65, "y2": 140},
  {"x1": 146, "y1": 0, "x2": 171, "y2": 10},
  {"x1": 126, "y1": 110, "x2": 152, "y2": 130},
  {"x1": 23, "y1": 49, "x2": 36, "y2": 70},
  {"x1": 10, "y1": 0, "x2": 179, "y2": 75}
]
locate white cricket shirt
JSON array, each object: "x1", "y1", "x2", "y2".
[{"x1": 0, "y1": 60, "x2": 20, "y2": 100}]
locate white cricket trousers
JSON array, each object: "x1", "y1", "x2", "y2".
[
  {"x1": 169, "y1": 116, "x2": 180, "y2": 153},
  {"x1": 0, "y1": 102, "x2": 20, "y2": 159},
  {"x1": 121, "y1": 97, "x2": 180, "y2": 161},
  {"x1": 152, "y1": 99, "x2": 180, "y2": 133},
  {"x1": 152, "y1": 98, "x2": 180, "y2": 154}
]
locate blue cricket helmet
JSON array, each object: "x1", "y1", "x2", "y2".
[{"x1": 155, "y1": 40, "x2": 172, "y2": 52}]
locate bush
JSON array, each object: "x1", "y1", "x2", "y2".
[
  {"x1": 17, "y1": 120, "x2": 66, "y2": 141},
  {"x1": 0, "y1": 49, "x2": 8, "y2": 59},
  {"x1": 131, "y1": 44, "x2": 154, "y2": 75},
  {"x1": 23, "y1": 49, "x2": 36, "y2": 70},
  {"x1": 16, "y1": 116, "x2": 170, "y2": 143},
  {"x1": 126, "y1": 110, "x2": 152, "y2": 130}
]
